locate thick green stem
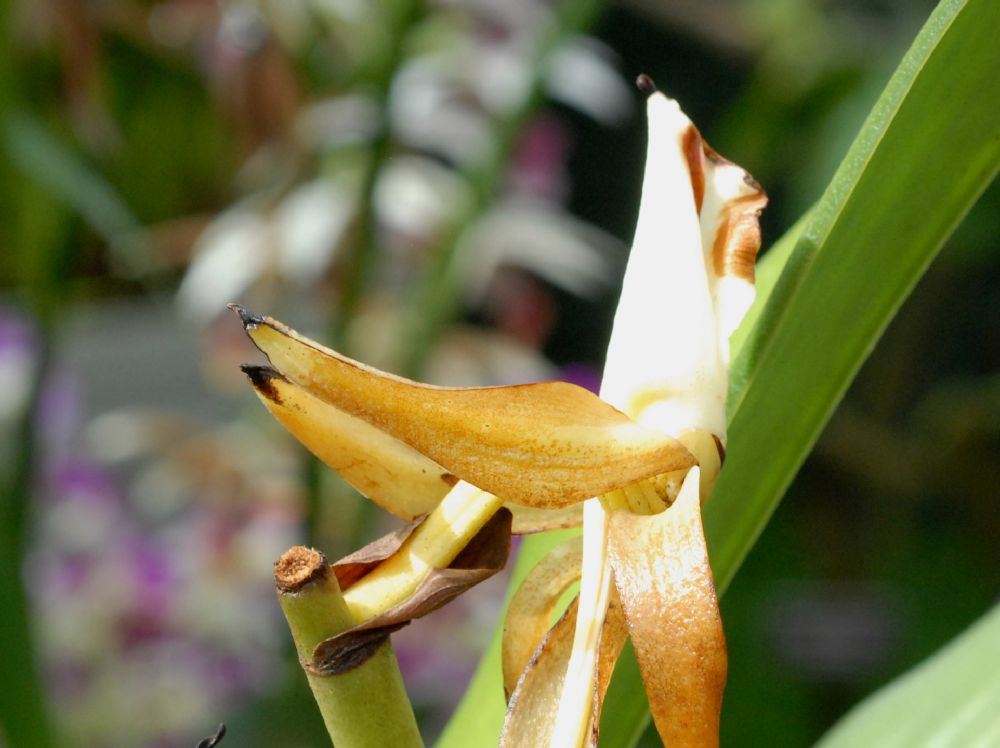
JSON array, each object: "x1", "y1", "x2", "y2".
[{"x1": 276, "y1": 546, "x2": 424, "y2": 748}]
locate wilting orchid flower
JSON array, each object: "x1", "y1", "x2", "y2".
[
  {"x1": 234, "y1": 74, "x2": 764, "y2": 746},
  {"x1": 501, "y1": 75, "x2": 766, "y2": 747}
]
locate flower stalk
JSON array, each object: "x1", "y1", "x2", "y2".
[{"x1": 275, "y1": 546, "x2": 424, "y2": 748}]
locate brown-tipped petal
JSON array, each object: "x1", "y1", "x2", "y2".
[
  {"x1": 501, "y1": 597, "x2": 579, "y2": 748},
  {"x1": 606, "y1": 468, "x2": 727, "y2": 747},
  {"x1": 696, "y1": 141, "x2": 767, "y2": 366},
  {"x1": 501, "y1": 591, "x2": 628, "y2": 748},
  {"x1": 236, "y1": 309, "x2": 694, "y2": 507},
  {"x1": 502, "y1": 537, "x2": 583, "y2": 699},
  {"x1": 310, "y1": 508, "x2": 512, "y2": 675},
  {"x1": 598, "y1": 94, "x2": 728, "y2": 439},
  {"x1": 243, "y1": 366, "x2": 452, "y2": 520},
  {"x1": 508, "y1": 503, "x2": 583, "y2": 535}
]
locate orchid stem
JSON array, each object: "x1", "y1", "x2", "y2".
[{"x1": 276, "y1": 546, "x2": 424, "y2": 748}]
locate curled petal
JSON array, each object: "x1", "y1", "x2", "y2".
[
  {"x1": 691, "y1": 141, "x2": 767, "y2": 367},
  {"x1": 242, "y1": 366, "x2": 453, "y2": 520},
  {"x1": 309, "y1": 507, "x2": 512, "y2": 674},
  {"x1": 508, "y1": 504, "x2": 583, "y2": 535},
  {"x1": 606, "y1": 468, "x2": 727, "y2": 747},
  {"x1": 503, "y1": 537, "x2": 583, "y2": 699},
  {"x1": 242, "y1": 366, "x2": 584, "y2": 532},
  {"x1": 501, "y1": 597, "x2": 579, "y2": 748},
  {"x1": 599, "y1": 87, "x2": 764, "y2": 440},
  {"x1": 233, "y1": 306, "x2": 694, "y2": 507},
  {"x1": 599, "y1": 92, "x2": 725, "y2": 438},
  {"x1": 500, "y1": 591, "x2": 627, "y2": 748}
]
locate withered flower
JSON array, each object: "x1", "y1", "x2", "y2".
[
  {"x1": 234, "y1": 74, "x2": 764, "y2": 746},
  {"x1": 501, "y1": 76, "x2": 765, "y2": 747}
]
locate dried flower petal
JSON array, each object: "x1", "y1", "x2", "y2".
[
  {"x1": 311, "y1": 508, "x2": 512, "y2": 675},
  {"x1": 233, "y1": 306, "x2": 694, "y2": 507},
  {"x1": 243, "y1": 365, "x2": 453, "y2": 520},
  {"x1": 606, "y1": 468, "x2": 726, "y2": 747},
  {"x1": 503, "y1": 537, "x2": 583, "y2": 699}
]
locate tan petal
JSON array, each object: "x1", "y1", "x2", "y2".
[
  {"x1": 501, "y1": 597, "x2": 579, "y2": 748},
  {"x1": 606, "y1": 468, "x2": 727, "y2": 747},
  {"x1": 592, "y1": 588, "x2": 630, "y2": 747},
  {"x1": 242, "y1": 366, "x2": 453, "y2": 520},
  {"x1": 233, "y1": 306, "x2": 694, "y2": 507},
  {"x1": 500, "y1": 591, "x2": 627, "y2": 748},
  {"x1": 507, "y1": 503, "x2": 583, "y2": 535},
  {"x1": 502, "y1": 537, "x2": 583, "y2": 700}
]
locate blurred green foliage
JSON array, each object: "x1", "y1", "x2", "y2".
[{"x1": 0, "y1": 0, "x2": 997, "y2": 746}]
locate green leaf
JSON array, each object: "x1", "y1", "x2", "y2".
[
  {"x1": 3, "y1": 113, "x2": 138, "y2": 244},
  {"x1": 606, "y1": 0, "x2": 1000, "y2": 743},
  {"x1": 816, "y1": 602, "x2": 1000, "y2": 747},
  {"x1": 709, "y1": 0, "x2": 1000, "y2": 591},
  {"x1": 441, "y1": 0, "x2": 1000, "y2": 744}
]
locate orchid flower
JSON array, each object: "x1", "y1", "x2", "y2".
[
  {"x1": 501, "y1": 75, "x2": 766, "y2": 747},
  {"x1": 234, "y1": 74, "x2": 764, "y2": 746}
]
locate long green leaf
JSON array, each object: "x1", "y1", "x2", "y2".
[
  {"x1": 604, "y1": 0, "x2": 1000, "y2": 743},
  {"x1": 440, "y1": 0, "x2": 1000, "y2": 745},
  {"x1": 816, "y1": 602, "x2": 1000, "y2": 747},
  {"x1": 709, "y1": 0, "x2": 1000, "y2": 590}
]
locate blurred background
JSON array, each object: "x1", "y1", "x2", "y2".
[{"x1": 1, "y1": 0, "x2": 997, "y2": 746}]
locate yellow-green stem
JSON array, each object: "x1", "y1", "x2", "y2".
[{"x1": 276, "y1": 547, "x2": 424, "y2": 748}]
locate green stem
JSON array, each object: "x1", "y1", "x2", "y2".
[{"x1": 276, "y1": 546, "x2": 424, "y2": 748}]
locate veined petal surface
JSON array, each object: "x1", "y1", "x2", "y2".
[
  {"x1": 606, "y1": 468, "x2": 726, "y2": 747},
  {"x1": 242, "y1": 365, "x2": 453, "y2": 520},
  {"x1": 234, "y1": 306, "x2": 694, "y2": 507},
  {"x1": 502, "y1": 537, "x2": 583, "y2": 699}
]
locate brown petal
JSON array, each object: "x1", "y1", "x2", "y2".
[
  {"x1": 606, "y1": 468, "x2": 727, "y2": 747},
  {"x1": 233, "y1": 306, "x2": 694, "y2": 507},
  {"x1": 693, "y1": 136, "x2": 767, "y2": 364},
  {"x1": 501, "y1": 596, "x2": 579, "y2": 747},
  {"x1": 500, "y1": 589, "x2": 628, "y2": 748},
  {"x1": 508, "y1": 503, "x2": 583, "y2": 535},
  {"x1": 309, "y1": 507, "x2": 512, "y2": 675},
  {"x1": 502, "y1": 537, "x2": 583, "y2": 700},
  {"x1": 592, "y1": 589, "x2": 629, "y2": 747},
  {"x1": 242, "y1": 365, "x2": 453, "y2": 521},
  {"x1": 331, "y1": 523, "x2": 420, "y2": 591}
]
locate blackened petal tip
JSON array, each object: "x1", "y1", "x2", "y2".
[
  {"x1": 227, "y1": 303, "x2": 264, "y2": 329},
  {"x1": 636, "y1": 73, "x2": 658, "y2": 96}
]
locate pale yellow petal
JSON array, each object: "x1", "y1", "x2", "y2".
[
  {"x1": 598, "y1": 92, "x2": 726, "y2": 438},
  {"x1": 243, "y1": 366, "x2": 452, "y2": 520}
]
